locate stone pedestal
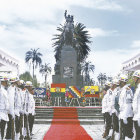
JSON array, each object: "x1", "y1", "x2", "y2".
[{"x1": 53, "y1": 45, "x2": 83, "y2": 88}]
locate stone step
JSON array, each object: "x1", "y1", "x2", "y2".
[
  {"x1": 35, "y1": 112, "x2": 102, "y2": 115},
  {"x1": 35, "y1": 109, "x2": 102, "y2": 112},
  {"x1": 35, "y1": 112, "x2": 102, "y2": 116},
  {"x1": 35, "y1": 107, "x2": 102, "y2": 109},
  {"x1": 34, "y1": 107, "x2": 103, "y2": 125},
  {"x1": 35, "y1": 116, "x2": 104, "y2": 119},
  {"x1": 34, "y1": 119, "x2": 104, "y2": 125}
]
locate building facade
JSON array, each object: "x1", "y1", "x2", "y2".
[
  {"x1": 122, "y1": 53, "x2": 140, "y2": 72},
  {"x1": 0, "y1": 49, "x2": 19, "y2": 75}
]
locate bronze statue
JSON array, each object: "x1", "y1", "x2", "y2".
[{"x1": 63, "y1": 10, "x2": 74, "y2": 46}]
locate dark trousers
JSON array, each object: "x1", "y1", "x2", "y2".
[
  {"x1": 0, "y1": 120, "x2": 6, "y2": 139},
  {"x1": 112, "y1": 113, "x2": 119, "y2": 133},
  {"x1": 24, "y1": 114, "x2": 27, "y2": 128},
  {"x1": 15, "y1": 115, "x2": 20, "y2": 133},
  {"x1": 134, "y1": 121, "x2": 140, "y2": 140},
  {"x1": 24, "y1": 114, "x2": 30, "y2": 137},
  {"x1": 5, "y1": 114, "x2": 13, "y2": 139},
  {"x1": 28, "y1": 114, "x2": 34, "y2": 134},
  {"x1": 19, "y1": 114, "x2": 24, "y2": 136},
  {"x1": 123, "y1": 117, "x2": 134, "y2": 139},
  {"x1": 103, "y1": 113, "x2": 106, "y2": 124},
  {"x1": 120, "y1": 119, "x2": 125, "y2": 139},
  {"x1": 105, "y1": 112, "x2": 112, "y2": 136}
]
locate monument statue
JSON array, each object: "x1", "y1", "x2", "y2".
[
  {"x1": 63, "y1": 10, "x2": 74, "y2": 46},
  {"x1": 52, "y1": 11, "x2": 83, "y2": 88}
]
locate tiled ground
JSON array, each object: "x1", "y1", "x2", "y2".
[
  {"x1": 32, "y1": 124, "x2": 136, "y2": 140},
  {"x1": 32, "y1": 124, "x2": 104, "y2": 140}
]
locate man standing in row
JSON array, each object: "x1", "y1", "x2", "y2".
[
  {"x1": 132, "y1": 70, "x2": 140, "y2": 140},
  {"x1": 0, "y1": 73, "x2": 9, "y2": 140},
  {"x1": 102, "y1": 81, "x2": 112, "y2": 138},
  {"x1": 23, "y1": 81, "x2": 35, "y2": 139},
  {"x1": 5, "y1": 75, "x2": 20, "y2": 139},
  {"x1": 119, "y1": 74, "x2": 134, "y2": 140},
  {"x1": 26, "y1": 81, "x2": 35, "y2": 137}
]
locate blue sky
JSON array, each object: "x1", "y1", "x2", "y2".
[{"x1": 0, "y1": 0, "x2": 140, "y2": 83}]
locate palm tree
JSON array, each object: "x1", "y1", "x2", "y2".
[
  {"x1": 39, "y1": 63, "x2": 51, "y2": 87},
  {"x1": 52, "y1": 23, "x2": 91, "y2": 62},
  {"x1": 97, "y1": 73, "x2": 107, "y2": 86},
  {"x1": 25, "y1": 48, "x2": 42, "y2": 81},
  {"x1": 82, "y1": 61, "x2": 95, "y2": 85},
  {"x1": 107, "y1": 76, "x2": 113, "y2": 82},
  {"x1": 90, "y1": 78, "x2": 95, "y2": 85}
]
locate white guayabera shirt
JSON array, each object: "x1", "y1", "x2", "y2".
[
  {"x1": 0, "y1": 85, "x2": 9, "y2": 121},
  {"x1": 119, "y1": 85, "x2": 133, "y2": 120},
  {"x1": 133, "y1": 83, "x2": 140, "y2": 122}
]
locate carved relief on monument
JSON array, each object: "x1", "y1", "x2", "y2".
[{"x1": 63, "y1": 66, "x2": 73, "y2": 78}]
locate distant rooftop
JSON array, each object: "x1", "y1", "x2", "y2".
[
  {"x1": 0, "y1": 49, "x2": 19, "y2": 64},
  {"x1": 123, "y1": 53, "x2": 140, "y2": 64}
]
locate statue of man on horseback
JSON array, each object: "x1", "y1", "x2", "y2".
[{"x1": 63, "y1": 10, "x2": 74, "y2": 46}]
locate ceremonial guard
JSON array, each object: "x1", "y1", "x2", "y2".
[
  {"x1": 5, "y1": 75, "x2": 19, "y2": 140},
  {"x1": 0, "y1": 73, "x2": 9, "y2": 140},
  {"x1": 105, "y1": 81, "x2": 118, "y2": 140},
  {"x1": 14, "y1": 78, "x2": 22, "y2": 140},
  {"x1": 119, "y1": 74, "x2": 134, "y2": 140},
  {"x1": 18, "y1": 80, "x2": 26, "y2": 139},
  {"x1": 102, "y1": 81, "x2": 112, "y2": 139},
  {"x1": 24, "y1": 81, "x2": 35, "y2": 139},
  {"x1": 132, "y1": 70, "x2": 140, "y2": 140},
  {"x1": 112, "y1": 78, "x2": 121, "y2": 140},
  {"x1": 110, "y1": 78, "x2": 120, "y2": 140},
  {"x1": 26, "y1": 81, "x2": 35, "y2": 137}
]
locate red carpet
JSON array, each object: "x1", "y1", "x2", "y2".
[{"x1": 43, "y1": 107, "x2": 93, "y2": 140}]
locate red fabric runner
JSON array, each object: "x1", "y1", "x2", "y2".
[{"x1": 43, "y1": 107, "x2": 93, "y2": 140}]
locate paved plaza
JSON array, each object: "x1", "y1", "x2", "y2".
[{"x1": 32, "y1": 124, "x2": 104, "y2": 140}]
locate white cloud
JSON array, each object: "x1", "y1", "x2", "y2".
[
  {"x1": 80, "y1": 0, "x2": 123, "y2": 11},
  {"x1": 87, "y1": 48, "x2": 140, "y2": 82},
  {"x1": 131, "y1": 40, "x2": 140, "y2": 48},
  {"x1": 88, "y1": 28, "x2": 119, "y2": 37},
  {"x1": 0, "y1": 0, "x2": 131, "y2": 84},
  {"x1": 0, "y1": 0, "x2": 125, "y2": 24}
]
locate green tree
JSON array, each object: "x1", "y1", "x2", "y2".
[
  {"x1": 25, "y1": 48, "x2": 42, "y2": 82},
  {"x1": 97, "y1": 73, "x2": 107, "y2": 86},
  {"x1": 19, "y1": 71, "x2": 39, "y2": 87},
  {"x1": 19, "y1": 71, "x2": 32, "y2": 82},
  {"x1": 39, "y1": 63, "x2": 51, "y2": 87},
  {"x1": 52, "y1": 23, "x2": 91, "y2": 62},
  {"x1": 127, "y1": 72, "x2": 135, "y2": 87}
]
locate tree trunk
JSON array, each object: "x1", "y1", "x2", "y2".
[
  {"x1": 45, "y1": 74, "x2": 47, "y2": 88},
  {"x1": 33, "y1": 63, "x2": 35, "y2": 85}
]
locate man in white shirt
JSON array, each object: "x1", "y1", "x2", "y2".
[
  {"x1": 119, "y1": 74, "x2": 134, "y2": 140},
  {"x1": 24, "y1": 81, "x2": 35, "y2": 139},
  {"x1": 108, "y1": 78, "x2": 120, "y2": 140},
  {"x1": 102, "y1": 81, "x2": 112, "y2": 139},
  {"x1": 14, "y1": 79, "x2": 23, "y2": 140},
  {"x1": 26, "y1": 81, "x2": 35, "y2": 137},
  {"x1": 112, "y1": 79, "x2": 121, "y2": 140},
  {"x1": 18, "y1": 80, "x2": 26, "y2": 139},
  {"x1": 0, "y1": 73, "x2": 9, "y2": 140},
  {"x1": 5, "y1": 75, "x2": 19, "y2": 139},
  {"x1": 132, "y1": 70, "x2": 140, "y2": 140}
]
